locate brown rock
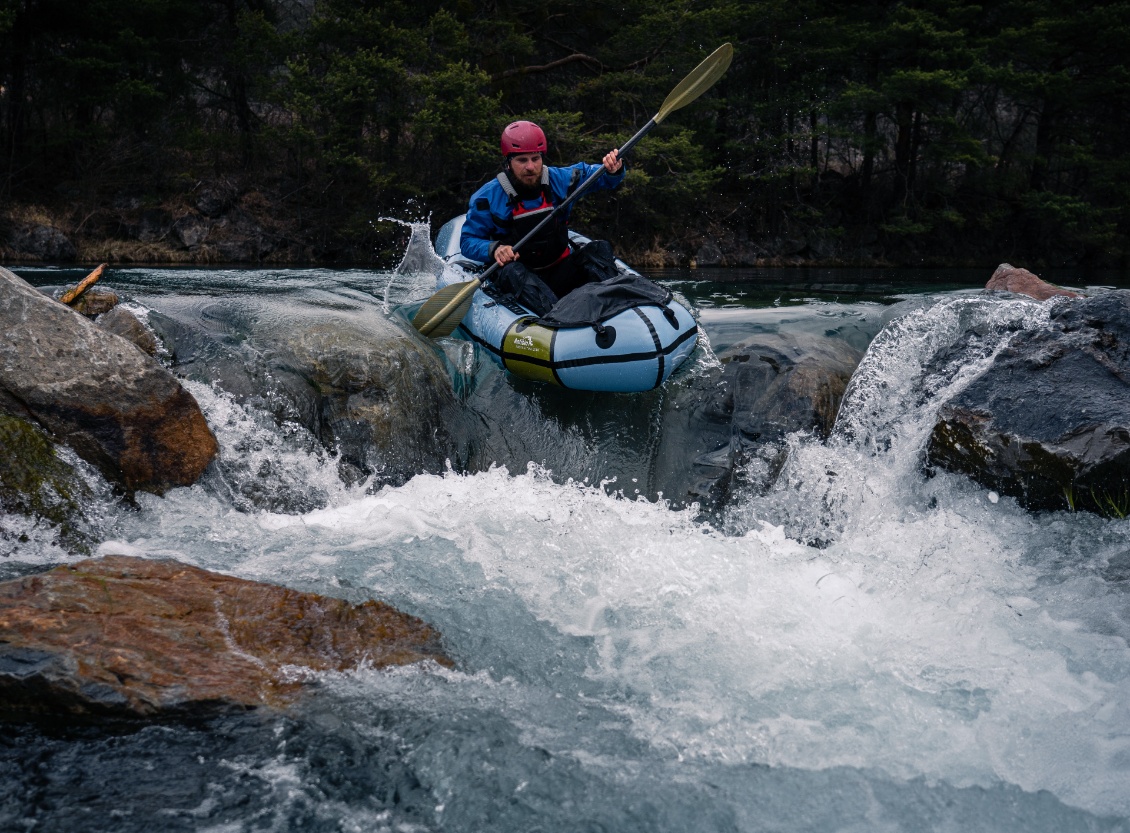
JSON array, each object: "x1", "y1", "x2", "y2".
[
  {"x1": 96, "y1": 306, "x2": 159, "y2": 356},
  {"x1": 0, "y1": 555, "x2": 451, "y2": 718},
  {"x1": 69, "y1": 288, "x2": 119, "y2": 316},
  {"x1": 0, "y1": 266, "x2": 217, "y2": 493},
  {"x1": 985, "y1": 263, "x2": 1081, "y2": 301}
]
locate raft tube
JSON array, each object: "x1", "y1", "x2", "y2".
[{"x1": 433, "y1": 215, "x2": 698, "y2": 392}]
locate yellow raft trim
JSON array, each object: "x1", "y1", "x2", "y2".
[{"x1": 501, "y1": 318, "x2": 559, "y2": 386}]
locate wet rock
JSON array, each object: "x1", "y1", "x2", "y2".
[
  {"x1": 0, "y1": 266, "x2": 218, "y2": 494},
  {"x1": 68, "y1": 289, "x2": 119, "y2": 316},
  {"x1": 928, "y1": 291, "x2": 1130, "y2": 514},
  {"x1": 96, "y1": 306, "x2": 159, "y2": 356},
  {"x1": 654, "y1": 332, "x2": 863, "y2": 510},
  {"x1": 0, "y1": 554, "x2": 451, "y2": 718},
  {"x1": 272, "y1": 316, "x2": 463, "y2": 483},
  {"x1": 985, "y1": 263, "x2": 1081, "y2": 301},
  {"x1": 0, "y1": 414, "x2": 96, "y2": 554},
  {"x1": 146, "y1": 299, "x2": 463, "y2": 492},
  {"x1": 4, "y1": 223, "x2": 77, "y2": 262}
]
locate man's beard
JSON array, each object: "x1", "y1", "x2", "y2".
[{"x1": 507, "y1": 168, "x2": 542, "y2": 198}]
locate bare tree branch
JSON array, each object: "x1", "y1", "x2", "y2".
[{"x1": 491, "y1": 53, "x2": 602, "y2": 82}]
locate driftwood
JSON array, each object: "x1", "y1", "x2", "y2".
[{"x1": 59, "y1": 262, "x2": 108, "y2": 305}]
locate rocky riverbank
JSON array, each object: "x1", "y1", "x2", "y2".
[{"x1": 0, "y1": 189, "x2": 1014, "y2": 270}]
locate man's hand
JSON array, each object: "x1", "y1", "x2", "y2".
[
  {"x1": 494, "y1": 244, "x2": 519, "y2": 265},
  {"x1": 603, "y1": 149, "x2": 623, "y2": 174}
]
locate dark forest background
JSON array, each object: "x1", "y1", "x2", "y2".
[{"x1": 2, "y1": 0, "x2": 1128, "y2": 269}]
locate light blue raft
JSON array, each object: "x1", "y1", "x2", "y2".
[{"x1": 433, "y1": 215, "x2": 698, "y2": 392}]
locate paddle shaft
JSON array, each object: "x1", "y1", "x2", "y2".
[
  {"x1": 480, "y1": 119, "x2": 654, "y2": 286},
  {"x1": 413, "y1": 43, "x2": 733, "y2": 337}
]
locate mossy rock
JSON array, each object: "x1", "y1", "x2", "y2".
[{"x1": 0, "y1": 414, "x2": 95, "y2": 553}]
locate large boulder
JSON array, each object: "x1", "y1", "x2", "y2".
[
  {"x1": 271, "y1": 317, "x2": 462, "y2": 482},
  {"x1": 928, "y1": 291, "x2": 1130, "y2": 514},
  {"x1": 653, "y1": 332, "x2": 863, "y2": 510},
  {"x1": 3, "y1": 222, "x2": 77, "y2": 262},
  {"x1": 96, "y1": 305, "x2": 159, "y2": 356},
  {"x1": 0, "y1": 266, "x2": 218, "y2": 494},
  {"x1": 146, "y1": 298, "x2": 464, "y2": 491},
  {"x1": 0, "y1": 555, "x2": 450, "y2": 718}
]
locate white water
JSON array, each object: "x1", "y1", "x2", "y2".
[
  {"x1": 5, "y1": 257, "x2": 1130, "y2": 830},
  {"x1": 94, "y1": 344, "x2": 1130, "y2": 824}
]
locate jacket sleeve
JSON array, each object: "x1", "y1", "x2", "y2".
[
  {"x1": 459, "y1": 182, "x2": 505, "y2": 264},
  {"x1": 551, "y1": 161, "x2": 626, "y2": 205}
]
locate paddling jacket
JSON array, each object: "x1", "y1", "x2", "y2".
[{"x1": 460, "y1": 161, "x2": 625, "y2": 270}]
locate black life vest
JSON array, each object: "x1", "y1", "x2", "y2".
[{"x1": 497, "y1": 168, "x2": 575, "y2": 271}]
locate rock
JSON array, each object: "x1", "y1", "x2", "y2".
[
  {"x1": 778, "y1": 235, "x2": 808, "y2": 256},
  {"x1": 270, "y1": 316, "x2": 463, "y2": 483},
  {"x1": 96, "y1": 306, "x2": 159, "y2": 355},
  {"x1": 807, "y1": 231, "x2": 840, "y2": 260},
  {"x1": 145, "y1": 298, "x2": 464, "y2": 495},
  {"x1": 210, "y1": 208, "x2": 275, "y2": 262},
  {"x1": 171, "y1": 213, "x2": 211, "y2": 249},
  {"x1": 0, "y1": 266, "x2": 218, "y2": 494},
  {"x1": 68, "y1": 289, "x2": 119, "y2": 316},
  {"x1": 193, "y1": 181, "x2": 238, "y2": 219},
  {"x1": 985, "y1": 263, "x2": 1081, "y2": 301},
  {"x1": 4, "y1": 223, "x2": 77, "y2": 261},
  {"x1": 928, "y1": 291, "x2": 1130, "y2": 514},
  {"x1": 0, "y1": 555, "x2": 451, "y2": 718},
  {"x1": 653, "y1": 332, "x2": 863, "y2": 509},
  {"x1": 694, "y1": 240, "x2": 725, "y2": 267},
  {"x1": 137, "y1": 208, "x2": 173, "y2": 243},
  {"x1": 0, "y1": 414, "x2": 96, "y2": 554}
]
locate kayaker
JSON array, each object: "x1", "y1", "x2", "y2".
[{"x1": 459, "y1": 120, "x2": 626, "y2": 316}]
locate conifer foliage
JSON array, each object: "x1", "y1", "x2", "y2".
[{"x1": 1, "y1": 0, "x2": 1128, "y2": 266}]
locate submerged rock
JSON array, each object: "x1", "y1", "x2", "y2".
[
  {"x1": 929, "y1": 291, "x2": 1130, "y2": 514},
  {"x1": 0, "y1": 266, "x2": 218, "y2": 494},
  {"x1": 0, "y1": 555, "x2": 451, "y2": 718},
  {"x1": 654, "y1": 332, "x2": 862, "y2": 510}
]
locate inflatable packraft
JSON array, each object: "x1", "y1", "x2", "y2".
[{"x1": 432, "y1": 215, "x2": 698, "y2": 392}]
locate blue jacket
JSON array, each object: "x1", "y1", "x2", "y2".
[{"x1": 459, "y1": 161, "x2": 626, "y2": 264}]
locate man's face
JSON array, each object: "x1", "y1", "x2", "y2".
[{"x1": 509, "y1": 153, "x2": 543, "y2": 188}]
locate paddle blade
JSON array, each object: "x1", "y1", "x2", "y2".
[
  {"x1": 656, "y1": 43, "x2": 733, "y2": 124},
  {"x1": 412, "y1": 279, "x2": 479, "y2": 337}
]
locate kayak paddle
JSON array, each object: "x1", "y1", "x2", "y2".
[{"x1": 412, "y1": 42, "x2": 734, "y2": 338}]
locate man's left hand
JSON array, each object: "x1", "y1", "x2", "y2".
[{"x1": 603, "y1": 149, "x2": 623, "y2": 174}]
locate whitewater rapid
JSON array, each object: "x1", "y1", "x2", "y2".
[{"x1": 4, "y1": 256, "x2": 1129, "y2": 831}]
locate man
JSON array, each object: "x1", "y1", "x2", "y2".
[{"x1": 459, "y1": 120, "x2": 625, "y2": 316}]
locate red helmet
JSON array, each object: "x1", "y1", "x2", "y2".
[{"x1": 500, "y1": 121, "x2": 547, "y2": 156}]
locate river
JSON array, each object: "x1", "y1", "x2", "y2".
[{"x1": 2, "y1": 238, "x2": 1130, "y2": 832}]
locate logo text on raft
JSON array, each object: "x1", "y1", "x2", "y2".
[{"x1": 512, "y1": 334, "x2": 537, "y2": 351}]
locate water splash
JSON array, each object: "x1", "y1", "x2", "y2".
[
  {"x1": 725, "y1": 294, "x2": 1055, "y2": 544},
  {"x1": 375, "y1": 217, "x2": 446, "y2": 311}
]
